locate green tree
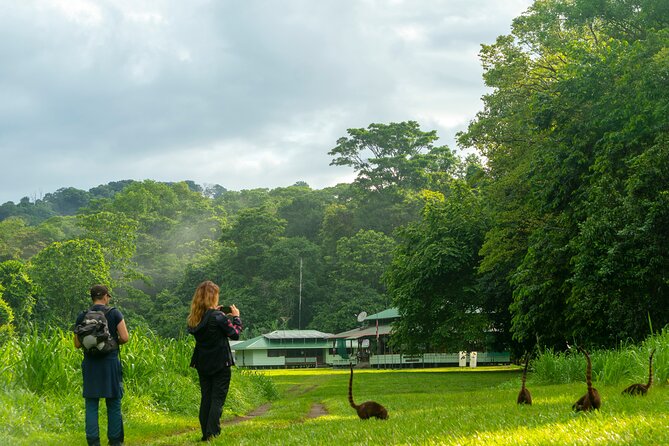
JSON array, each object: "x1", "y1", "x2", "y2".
[
  {"x1": 309, "y1": 281, "x2": 383, "y2": 334},
  {"x1": 329, "y1": 121, "x2": 451, "y2": 192},
  {"x1": 77, "y1": 211, "x2": 140, "y2": 284},
  {"x1": 273, "y1": 186, "x2": 329, "y2": 241},
  {"x1": 0, "y1": 260, "x2": 36, "y2": 331},
  {"x1": 319, "y1": 203, "x2": 356, "y2": 256},
  {"x1": 43, "y1": 187, "x2": 91, "y2": 215},
  {"x1": 0, "y1": 217, "x2": 28, "y2": 260},
  {"x1": 333, "y1": 230, "x2": 395, "y2": 295},
  {"x1": 386, "y1": 183, "x2": 488, "y2": 352},
  {"x1": 0, "y1": 216, "x2": 80, "y2": 261},
  {"x1": 459, "y1": 0, "x2": 669, "y2": 347},
  {"x1": 260, "y1": 237, "x2": 323, "y2": 329},
  {"x1": 29, "y1": 239, "x2": 111, "y2": 327},
  {"x1": 214, "y1": 188, "x2": 272, "y2": 215},
  {"x1": 221, "y1": 207, "x2": 286, "y2": 278}
]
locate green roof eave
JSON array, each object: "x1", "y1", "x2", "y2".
[
  {"x1": 233, "y1": 337, "x2": 333, "y2": 351},
  {"x1": 231, "y1": 335, "x2": 268, "y2": 350},
  {"x1": 365, "y1": 308, "x2": 399, "y2": 321}
]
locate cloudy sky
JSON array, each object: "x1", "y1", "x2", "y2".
[{"x1": 0, "y1": 0, "x2": 533, "y2": 204}]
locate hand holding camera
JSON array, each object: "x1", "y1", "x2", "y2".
[{"x1": 218, "y1": 304, "x2": 240, "y2": 317}]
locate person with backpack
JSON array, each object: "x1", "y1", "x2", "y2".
[
  {"x1": 187, "y1": 280, "x2": 242, "y2": 442},
  {"x1": 73, "y1": 284, "x2": 129, "y2": 446}
]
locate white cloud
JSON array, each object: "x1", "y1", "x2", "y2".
[
  {"x1": 45, "y1": 0, "x2": 103, "y2": 26},
  {"x1": 0, "y1": 0, "x2": 534, "y2": 203}
]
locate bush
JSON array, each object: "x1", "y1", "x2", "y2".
[{"x1": 0, "y1": 296, "x2": 15, "y2": 345}]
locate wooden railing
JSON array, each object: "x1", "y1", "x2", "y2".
[{"x1": 285, "y1": 357, "x2": 318, "y2": 367}]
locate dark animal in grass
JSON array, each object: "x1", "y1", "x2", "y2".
[
  {"x1": 348, "y1": 364, "x2": 388, "y2": 420},
  {"x1": 622, "y1": 349, "x2": 656, "y2": 396},
  {"x1": 572, "y1": 347, "x2": 601, "y2": 412},
  {"x1": 517, "y1": 353, "x2": 532, "y2": 405}
]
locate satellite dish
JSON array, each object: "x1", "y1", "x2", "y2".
[{"x1": 357, "y1": 311, "x2": 367, "y2": 322}]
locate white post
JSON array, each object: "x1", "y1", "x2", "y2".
[
  {"x1": 459, "y1": 351, "x2": 467, "y2": 367},
  {"x1": 470, "y1": 351, "x2": 478, "y2": 368}
]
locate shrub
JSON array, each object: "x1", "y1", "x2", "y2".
[{"x1": 0, "y1": 295, "x2": 15, "y2": 345}]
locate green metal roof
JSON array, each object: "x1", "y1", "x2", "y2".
[
  {"x1": 232, "y1": 331, "x2": 334, "y2": 351},
  {"x1": 231, "y1": 335, "x2": 268, "y2": 350},
  {"x1": 262, "y1": 330, "x2": 333, "y2": 339},
  {"x1": 329, "y1": 324, "x2": 392, "y2": 339},
  {"x1": 365, "y1": 308, "x2": 399, "y2": 321}
]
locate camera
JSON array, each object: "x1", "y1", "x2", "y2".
[{"x1": 219, "y1": 305, "x2": 232, "y2": 314}]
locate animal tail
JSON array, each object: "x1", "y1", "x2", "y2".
[
  {"x1": 349, "y1": 363, "x2": 358, "y2": 409},
  {"x1": 647, "y1": 349, "x2": 656, "y2": 389},
  {"x1": 521, "y1": 353, "x2": 530, "y2": 389},
  {"x1": 578, "y1": 346, "x2": 594, "y2": 395}
]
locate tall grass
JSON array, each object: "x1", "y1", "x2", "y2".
[
  {"x1": 532, "y1": 328, "x2": 669, "y2": 385},
  {"x1": 3, "y1": 327, "x2": 80, "y2": 394},
  {"x1": 0, "y1": 327, "x2": 278, "y2": 441}
]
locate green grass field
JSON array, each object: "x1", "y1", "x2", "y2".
[
  {"x1": 4, "y1": 330, "x2": 668, "y2": 445},
  {"x1": 143, "y1": 366, "x2": 668, "y2": 445}
]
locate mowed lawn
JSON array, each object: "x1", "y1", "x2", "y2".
[{"x1": 147, "y1": 366, "x2": 669, "y2": 446}]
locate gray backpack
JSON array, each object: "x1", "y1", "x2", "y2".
[{"x1": 74, "y1": 306, "x2": 119, "y2": 356}]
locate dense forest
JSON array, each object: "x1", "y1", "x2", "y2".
[{"x1": 1, "y1": 0, "x2": 667, "y2": 354}]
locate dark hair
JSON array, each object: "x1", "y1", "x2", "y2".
[{"x1": 90, "y1": 284, "x2": 109, "y2": 300}]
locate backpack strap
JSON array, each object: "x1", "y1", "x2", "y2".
[
  {"x1": 102, "y1": 306, "x2": 115, "y2": 315},
  {"x1": 89, "y1": 305, "x2": 114, "y2": 315}
]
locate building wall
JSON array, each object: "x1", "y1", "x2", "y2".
[
  {"x1": 236, "y1": 347, "x2": 354, "y2": 368},
  {"x1": 237, "y1": 350, "x2": 285, "y2": 367}
]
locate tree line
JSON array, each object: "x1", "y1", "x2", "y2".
[{"x1": 1, "y1": 0, "x2": 668, "y2": 355}]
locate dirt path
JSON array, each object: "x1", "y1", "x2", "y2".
[
  {"x1": 306, "y1": 402, "x2": 328, "y2": 419},
  {"x1": 286, "y1": 383, "x2": 318, "y2": 395},
  {"x1": 139, "y1": 380, "x2": 329, "y2": 443},
  {"x1": 223, "y1": 402, "x2": 272, "y2": 425}
]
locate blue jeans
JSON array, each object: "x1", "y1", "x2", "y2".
[{"x1": 85, "y1": 397, "x2": 124, "y2": 445}]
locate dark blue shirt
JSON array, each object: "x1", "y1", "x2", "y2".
[{"x1": 75, "y1": 304, "x2": 125, "y2": 398}]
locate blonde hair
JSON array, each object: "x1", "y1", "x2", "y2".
[{"x1": 187, "y1": 280, "x2": 220, "y2": 328}]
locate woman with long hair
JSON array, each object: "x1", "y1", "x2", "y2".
[{"x1": 187, "y1": 280, "x2": 243, "y2": 441}]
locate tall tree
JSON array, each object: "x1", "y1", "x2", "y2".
[
  {"x1": 386, "y1": 183, "x2": 488, "y2": 352},
  {"x1": 77, "y1": 212, "x2": 140, "y2": 285},
  {"x1": 29, "y1": 239, "x2": 111, "y2": 327},
  {"x1": 329, "y1": 121, "x2": 452, "y2": 193},
  {"x1": 459, "y1": 0, "x2": 669, "y2": 347},
  {"x1": 220, "y1": 207, "x2": 286, "y2": 278}
]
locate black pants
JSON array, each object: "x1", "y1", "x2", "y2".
[{"x1": 197, "y1": 367, "x2": 232, "y2": 440}]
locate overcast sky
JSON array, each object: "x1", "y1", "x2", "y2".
[{"x1": 0, "y1": 0, "x2": 533, "y2": 204}]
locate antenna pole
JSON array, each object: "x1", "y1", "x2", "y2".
[{"x1": 299, "y1": 257, "x2": 303, "y2": 330}]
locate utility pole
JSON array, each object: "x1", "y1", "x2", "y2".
[{"x1": 298, "y1": 257, "x2": 303, "y2": 330}]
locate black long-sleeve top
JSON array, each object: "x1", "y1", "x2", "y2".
[{"x1": 188, "y1": 309, "x2": 243, "y2": 375}]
